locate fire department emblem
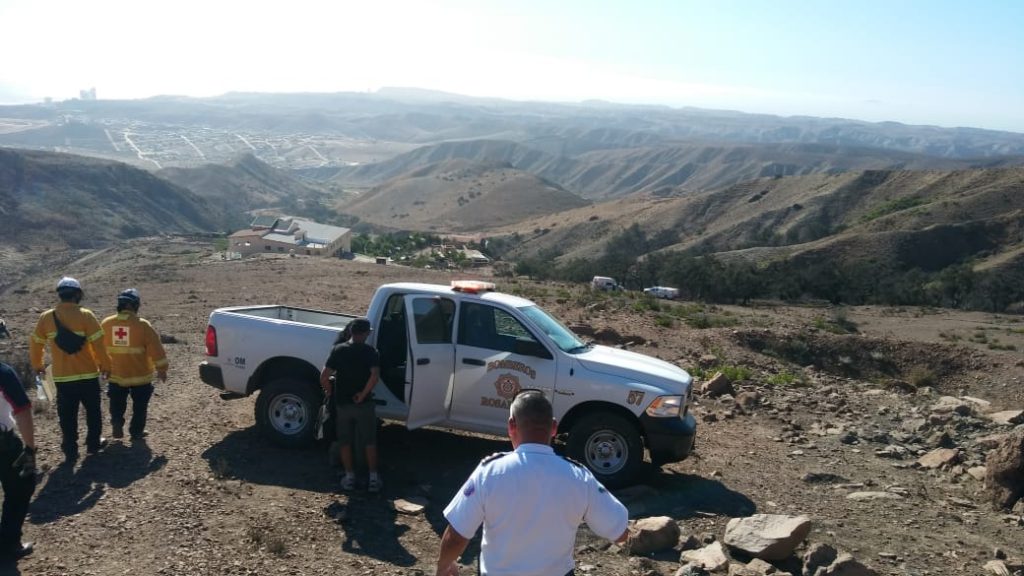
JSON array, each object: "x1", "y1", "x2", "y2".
[
  {"x1": 493, "y1": 373, "x2": 521, "y2": 400},
  {"x1": 112, "y1": 325, "x2": 130, "y2": 347}
]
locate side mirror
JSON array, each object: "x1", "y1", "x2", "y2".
[{"x1": 514, "y1": 339, "x2": 553, "y2": 360}]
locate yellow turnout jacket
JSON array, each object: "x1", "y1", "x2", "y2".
[
  {"x1": 30, "y1": 302, "x2": 110, "y2": 382},
  {"x1": 101, "y1": 311, "x2": 169, "y2": 386}
]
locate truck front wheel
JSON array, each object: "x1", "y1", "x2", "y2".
[
  {"x1": 567, "y1": 412, "x2": 643, "y2": 488},
  {"x1": 255, "y1": 378, "x2": 321, "y2": 448}
]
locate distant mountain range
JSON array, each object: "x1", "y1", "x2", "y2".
[{"x1": 1, "y1": 90, "x2": 1022, "y2": 309}]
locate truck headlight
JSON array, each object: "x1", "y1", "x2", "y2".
[{"x1": 646, "y1": 395, "x2": 683, "y2": 418}]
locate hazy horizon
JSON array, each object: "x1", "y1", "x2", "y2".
[{"x1": 2, "y1": 0, "x2": 1022, "y2": 133}]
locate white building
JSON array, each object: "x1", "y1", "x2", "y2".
[{"x1": 228, "y1": 216, "x2": 351, "y2": 257}]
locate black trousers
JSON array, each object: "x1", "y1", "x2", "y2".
[
  {"x1": 56, "y1": 378, "x2": 103, "y2": 453},
  {"x1": 108, "y1": 383, "x2": 154, "y2": 436},
  {"x1": 0, "y1": 432, "x2": 35, "y2": 550}
]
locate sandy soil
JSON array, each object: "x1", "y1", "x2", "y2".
[{"x1": 0, "y1": 238, "x2": 1021, "y2": 576}]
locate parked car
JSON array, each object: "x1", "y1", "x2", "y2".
[
  {"x1": 643, "y1": 286, "x2": 679, "y2": 299},
  {"x1": 199, "y1": 280, "x2": 697, "y2": 487}
]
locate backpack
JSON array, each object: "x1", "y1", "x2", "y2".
[{"x1": 52, "y1": 312, "x2": 87, "y2": 355}]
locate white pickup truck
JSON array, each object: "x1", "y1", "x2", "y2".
[{"x1": 199, "y1": 281, "x2": 696, "y2": 486}]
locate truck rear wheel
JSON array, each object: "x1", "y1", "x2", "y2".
[
  {"x1": 255, "y1": 378, "x2": 321, "y2": 448},
  {"x1": 567, "y1": 412, "x2": 643, "y2": 488}
]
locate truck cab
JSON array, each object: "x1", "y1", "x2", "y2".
[{"x1": 200, "y1": 281, "x2": 697, "y2": 487}]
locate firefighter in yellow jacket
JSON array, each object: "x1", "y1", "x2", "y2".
[
  {"x1": 30, "y1": 277, "x2": 111, "y2": 460},
  {"x1": 101, "y1": 289, "x2": 168, "y2": 440}
]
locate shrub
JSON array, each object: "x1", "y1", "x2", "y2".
[
  {"x1": 767, "y1": 371, "x2": 801, "y2": 386},
  {"x1": 908, "y1": 366, "x2": 937, "y2": 388}
]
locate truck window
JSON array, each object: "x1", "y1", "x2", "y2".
[
  {"x1": 459, "y1": 302, "x2": 537, "y2": 352},
  {"x1": 411, "y1": 297, "x2": 455, "y2": 344}
]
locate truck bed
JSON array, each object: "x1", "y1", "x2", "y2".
[{"x1": 217, "y1": 305, "x2": 358, "y2": 328}]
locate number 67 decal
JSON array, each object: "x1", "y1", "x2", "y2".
[{"x1": 627, "y1": 390, "x2": 645, "y2": 406}]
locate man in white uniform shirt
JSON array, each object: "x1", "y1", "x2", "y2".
[{"x1": 436, "y1": 390, "x2": 628, "y2": 576}]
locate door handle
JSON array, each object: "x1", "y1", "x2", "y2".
[
  {"x1": 462, "y1": 358, "x2": 486, "y2": 366},
  {"x1": 416, "y1": 358, "x2": 430, "y2": 365},
  {"x1": 554, "y1": 389, "x2": 575, "y2": 396}
]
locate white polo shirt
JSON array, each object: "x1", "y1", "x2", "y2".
[{"x1": 443, "y1": 443, "x2": 628, "y2": 576}]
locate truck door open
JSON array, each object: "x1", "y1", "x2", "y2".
[{"x1": 404, "y1": 295, "x2": 456, "y2": 429}]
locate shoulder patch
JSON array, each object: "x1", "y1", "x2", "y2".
[
  {"x1": 481, "y1": 451, "x2": 509, "y2": 465},
  {"x1": 562, "y1": 455, "x2": 586, "y2": 468}
]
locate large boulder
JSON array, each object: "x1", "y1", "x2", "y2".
[
  {"x1": 984, "y1": 430, "x2": 1024, "y2": 510},
  {"x1": 628, "y1": 516, "x2": 680, "y2": 554},
  {"x1": 723, "y1": 514, "x2": 811, "y2": 561}
]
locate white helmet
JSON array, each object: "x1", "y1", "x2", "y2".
[{"x1": 56, "y1": 276, "x2": 82, "y2": 292}]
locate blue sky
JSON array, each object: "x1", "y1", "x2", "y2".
[{"x1": 1, "y1": 0, "x2": 1021, "y2": 131}]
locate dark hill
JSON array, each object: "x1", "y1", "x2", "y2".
[
  {"x1": 160, "y1": 154, "x2": 329, "y2": 211},
  {"x1": 0, "y1": 148, "x2": 222, "y2": 248}
]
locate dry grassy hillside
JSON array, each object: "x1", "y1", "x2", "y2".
[
  {"x1": 498, "y1": 167, "x2": 1024, "y2": 276},
  {"x1": 340, "y1": 159, "x2": 589, "y2": 231}
]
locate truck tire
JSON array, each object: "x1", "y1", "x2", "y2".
[
  {"x1": 567, "y1": 412, "x2": 643, "y2": 488},
  {"x1": 255, "y1": 378, "x2": 321, "y2": 448}
]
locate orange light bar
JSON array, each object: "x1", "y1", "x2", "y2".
[{"x1": 451, "y1": 280, "x2": 496, "y2": 294}]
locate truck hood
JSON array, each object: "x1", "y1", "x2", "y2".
[{"x1": 576, "y1": 345, "x2": 692, "y2": 393}]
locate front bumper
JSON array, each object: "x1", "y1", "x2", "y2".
[
  {"x1": 641, "y1": 411, "x2": 697, "y2": 465},
  {"x1": 199, "y1": 361, "x2": 224, "y2": 390}
]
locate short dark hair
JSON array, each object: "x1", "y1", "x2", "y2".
[
  {"x1": 349, "y1": 318, "x2": 372, "y2": 334},
  {"x1": 510, "y1": 390, "x2": 552, "y2": 433}
]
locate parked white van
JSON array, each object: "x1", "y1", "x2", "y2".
[{"x1": 591, "y1": 276, "x2": 619, "y2": 291}]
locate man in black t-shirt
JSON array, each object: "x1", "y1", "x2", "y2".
[{"x1": 319, "y1": 318, "x2": 382, "y2": 493}]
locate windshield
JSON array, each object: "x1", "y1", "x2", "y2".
[{"x1": 518, "y1": 305, "x2": 587, "y2": 353}]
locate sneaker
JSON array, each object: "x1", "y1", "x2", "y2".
[
  {"x1": 339, "y1": 475, "x2": 356, "y2": 491},
  {"x1": 367, "y1": 476, "x2": 383, "y2": 494},
  {"x1": 112, "y1": 424, "x2": 124, "y2": 439},
  {"x1": 87, "y1": 438, "x2": 108, "y2": 454},
  {"x1": 0, "y1": 541, "x2": 33, "y2": 560}
]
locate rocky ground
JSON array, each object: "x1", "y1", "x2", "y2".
[{"x1": 0, "y1": 238, "x2": 1022, "y2": 576}]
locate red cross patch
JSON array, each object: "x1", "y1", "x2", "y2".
[{"x1": 113, "y1": 325, "x2": 130, "y2": 347}]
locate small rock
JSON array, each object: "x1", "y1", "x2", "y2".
[
  {"x1": 680, "y1": 541, "x2": 730, "y2": 573},
  {"x1": 680, "y1": 534, "x2": 702, "y2": 551},
  {"x1": 967, "y1": 466, "x2": 988, "y2": 481},
  {"x1": 159, "y1": 333, "x2": 179, "y2": 344},
  {"x1": 746, "y1": 558, "x2": 778, "y2": 575},
  {"x1": 816, "y1": 553, "x2": 877, "y2": 576},
  {"x1": 803, "y1": 543, "x2": 838, "y2": 576},
  {"x1": 988, "y1": 410, "x2": 1024, "y2": 426},
  {"x1": 932, "y1": 396, "x2": 972, "y2": 415},
  {"x1": 676, "y1": 564, "x2": 711, "y2": 576},
  {"x1": 847, "y1": 491, "x2": 903, "y2": 501},
  {"x1": 699, "y1": 354, "x2": 719, "y2": 368},
  {"x1": 392, "y1": 497, "x2": 429, "y2": 515},
  {"x1": 736, "y1": 391, "x2": 760, "y2": 414},
  {"x1": 960, "y1": 396, "x2": 993, "y2": 411},
  {"x1": 703, "y1": 373, "x2": 735, "y2": 398},
  {"x1": 628, "y1": 516, "x2": 681, "y2": 554},
  {"x1": 983, "y1": 560, "x2": 1011, "y2": 576},
  {"x1": 723, "y1": 514, "x2": 811, "y2": 561},
  {"x1": 917, "y1": 448, "x2": 960, "y2": 469}
]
